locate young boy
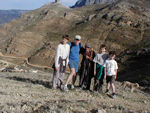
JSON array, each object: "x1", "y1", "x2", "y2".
[
  {"x1": 52, "y1": 35, "x2": 70, "y2": 89},
  {"x1": 93, "y1": 44, "x2": 108, "y2": 92},
  {"x1": 104, "y1": 51, "x2": 118, "y2": 98}
]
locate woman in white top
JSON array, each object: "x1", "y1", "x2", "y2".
[{"x1": 52, "y1": 35, "x2": 70, "y2": 89}]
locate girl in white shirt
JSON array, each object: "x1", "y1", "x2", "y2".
[{"x1": 52, "y1": 35, "x2": 70, "y2": 89}]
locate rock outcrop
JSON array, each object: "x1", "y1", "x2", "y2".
[{"x1": 72, "y1": 0, "x2": 118, "y2": 8}]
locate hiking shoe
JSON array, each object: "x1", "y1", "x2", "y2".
[
  {"x1": 79, "y1": 86, "x2": 82, "y2": 90},
  {"x1": 105, "y1": 89, "x2": 109, "y2": 94},
  {"x1": 98, "y1": 86, "x2": 103, "y2": 93},
  {"x1": 71, "y1": 85, "x2": 75, "y2": 89},
  {"x1": 112, "y1": 93, "x2": 116, "y2": 99},
  {"x1": 63, "y1": 85, "x2": 69, "y2": 91}
]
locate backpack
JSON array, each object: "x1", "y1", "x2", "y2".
[{"x1": 70, "y1": 42, "x2": 83, "y2": 54}]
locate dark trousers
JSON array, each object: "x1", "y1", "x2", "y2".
[{"x1": 94, "y1": 69, "x2": 104, "y2": 91}]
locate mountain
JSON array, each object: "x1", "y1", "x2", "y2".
[
  {"x1": 72, "y1": 0, "x2": 118, "y2": 8},
  {"x1": 0, "y1": 0, "x2": 150, "y2": 85},
  {"x1": 0, "y1": 10, "x2": 28, "y2": 26}
]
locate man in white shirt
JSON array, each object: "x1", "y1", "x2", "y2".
[
  {"x1": 52, "y1": 35, "x2": 70, "y2": 89},
  {"x1": 104, "y1": 51, "x2": 118, "y2": 98}
]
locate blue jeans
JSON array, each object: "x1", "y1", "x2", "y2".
[{"x1": 68, "y1": 60, "x2": 79, "y2": 72}]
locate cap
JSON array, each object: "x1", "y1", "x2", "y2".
[
  {"x1": 74, "y1": 35, "x2": 81, "y2": 40},
  {"x1": 85, "y1": 43, "x2": 91, "y2": 48}
]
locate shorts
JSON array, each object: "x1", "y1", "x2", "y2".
[
  {"x1": 106, "y1": 75, "x2": 115, "y2": 84},
  {"x1": 68, "y1": 60, "x2": 79, "y2": 72}
]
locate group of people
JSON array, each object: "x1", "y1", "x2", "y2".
[{"x1": 52, "y1": 34, "x2": 118, "y2": 98}]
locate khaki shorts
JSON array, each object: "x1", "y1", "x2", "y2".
[{"x1": 106, "y1": 75, "x2": 115, "y2": 84}]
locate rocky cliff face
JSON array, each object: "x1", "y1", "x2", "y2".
[
  {"x1": 0, "y1": 0, "x2": 150, "y2": 84},
  {"x1": 72, "y1": 0, "x2": 118, "y2": 8}
]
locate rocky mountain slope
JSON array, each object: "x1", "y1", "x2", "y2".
[
  {"x1": 0, "y1": 0, "x2": 150, "y2": 85},
  {"x1": 72, "y1": 0, "x2": 117, "y2": 8},
  {"x1": 0, "y1": 10, "x2": 28, "y2": 26}
]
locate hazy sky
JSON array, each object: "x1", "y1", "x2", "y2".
[{"x1": 0, "y1": 0, "x2": 78, "y2": 10}]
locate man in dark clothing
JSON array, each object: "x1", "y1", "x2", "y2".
[{"x1": 79, "y1": 43, "x2": 95, "y2": 90}]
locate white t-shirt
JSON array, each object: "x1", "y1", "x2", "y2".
[
  {"x1": 104, "y1": 58, "x2": 118, "y2": 76},
  {"x1": 55, "y1": 43, "x2": 70, "y2": 67}
]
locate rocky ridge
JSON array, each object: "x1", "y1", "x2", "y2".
[{"x1": 72, "y1": 0, "x2": 118, "y2": 8}]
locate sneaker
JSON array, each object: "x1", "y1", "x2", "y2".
[
  {"x1": 98, "y1": 86, "x2": 103, "y2": 93},
  {"x1": 105, "y1": 89, "x2": 109, "y2": 94},
  {"x1": 63, "y1": 85, "x2": 69, "y2": 91},
  {"x1": 112, "y1": 93, "x2": 116, "y2": 99},
  {"x1": 71, "y1": 85, "x2": 75, "y2": 89}
]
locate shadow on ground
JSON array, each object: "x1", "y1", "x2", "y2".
[{"x1": 6, "y1": 76, "x2": 52, "y2": 89}]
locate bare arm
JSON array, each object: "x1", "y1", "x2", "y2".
[
  {"x1": 115, "y1": 69, "x2": 118, "y2": 80},
  {"x1": 94, "y1": 63, "x2": 96, "y2": 76}
]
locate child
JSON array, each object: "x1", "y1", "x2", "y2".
[
  {"x1": 104, "y1": 51, "x2": 118, "y2": 98},
  {"x1": 52, "y1": 35, "x2": 70, "y2": 89},
  {"x1": 93, "y1": 44, "x2": 108, "y2": 92}
]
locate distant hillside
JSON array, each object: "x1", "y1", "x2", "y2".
[
  {"x1": 0, "y1": 10, "x2": 28, "y2": 25},
  {"x1": 72, "y1": 0, "x2": 118, "y2": 8}
]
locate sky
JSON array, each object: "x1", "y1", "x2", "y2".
[{"x1": 0, "y1": 0, "x2": 78, "y2": 10}]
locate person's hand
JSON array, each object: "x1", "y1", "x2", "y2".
[
  {"x1": 55, "y1": 67, "x2": 59, "y2": 71},
  {"x1": 86, "y1": 56, "x2": 89, "y2": 59}
]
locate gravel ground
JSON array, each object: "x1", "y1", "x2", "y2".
[{"x1": 0, "y1": 72, "x2": 150, "y2": 113}]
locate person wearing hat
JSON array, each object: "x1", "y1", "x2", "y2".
[
  {"x1": 64, "y1": 35, "x2": 84, "y2": 91},
  {"x1": 52, "y1": 34, "x2": 70, "y2": 89},
  {"x1": 79, "y1": 43, "x2": 95, "y2": 90}
]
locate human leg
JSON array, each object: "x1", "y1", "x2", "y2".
[
  {"x1": 99, "y1": 68, "x2": 104, "y2": 86},
  {"x1": 65, "y1": 68, "x2": 76, "y2": 85},
  {"x1": 52, "y1": 70, "x2": 59, "y2": 89},
  {"x1": 86, "y1": 72, "x2": 92, "y2": 90},
  {"x1": 71, "y1": 61, "x2": 79, "y2": 88},
  {"x1": 111, "y1": 83, "x2": 116, "y2": 93},
  {"x1": 111, "y1": 75, "x2": 116, "y2": 93},
  {"x1": 105, "y1": 76, "x2": 111, "y2": 93},
  {"x1": 79, "y1": 69, "x2": 85, "y2": 87},
  {"x1": 98, "y1": 73, "x2": 104, "y2": 92},
  {"x1": 57, "y1": 73, "x2": 65, "y2": 88},
  {"x1": 94, "y1": 77, "x2": 98, "y2": 91}
]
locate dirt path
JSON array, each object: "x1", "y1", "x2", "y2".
[{"x1": 0, "y1": 72, "x2": 150, "y2": 113}]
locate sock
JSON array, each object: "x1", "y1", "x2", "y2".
[{"x1": 112, "y1": 92, "x2": 116, "y2": 95}]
